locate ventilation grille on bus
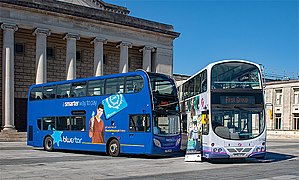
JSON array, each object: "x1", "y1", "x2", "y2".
[
  {"x1": 227, "y1": 147, "x2": 252, "y2": 153},
  {"x1": 28, "y1": 126, "x2": 33, "y2": 141}
]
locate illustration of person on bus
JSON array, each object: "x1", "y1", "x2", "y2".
[{"x1": 89, "y1": 104, "x2": 105, "y2": 143}]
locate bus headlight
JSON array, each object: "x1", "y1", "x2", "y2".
[
  {"x1": 175, "y1": 138, "x2": 181, "y2": 146},
  {"x1": 153, "y1": 138, "x2": 161, "y2": 148}
]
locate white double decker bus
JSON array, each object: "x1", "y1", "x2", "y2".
[{"x1": 178, "y1": 60, "x2": 266, "y2": 161}]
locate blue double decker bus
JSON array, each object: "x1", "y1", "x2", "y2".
[{"x1": 27, "y1": 70, "x2": 181, "y2": 156}]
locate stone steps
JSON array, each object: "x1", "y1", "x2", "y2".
[{"x1": 0, "y1": 131, "x2": 27, "y2": 142}]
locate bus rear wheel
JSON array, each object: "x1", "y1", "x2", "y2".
[
  {"x1": 108, "y1": 139, "x2": 120, "y2": 157},
  {"x1": 44, "y1": 136, "x2": 54, "y2": 151}
]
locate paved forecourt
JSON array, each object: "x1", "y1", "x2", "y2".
[{"x1": 0, "y1": 139, "x2": 298, "y2": 179}]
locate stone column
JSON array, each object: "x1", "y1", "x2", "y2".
[
  {"x1": 1, "y1": 23, "x2": 18, "y2": 131},
  {"x1": 64, "y1": 33, "x2": 80, "y2": 80},
  {"x1": 33, "y1": 28, "x2": 51, "y2": 84},
  {"x1": 91, "y1": 37, "x2": 107, "y2": 76},
  {"x1": 117, "y1": 41, "x2": 132, "y2": 73},
  {"x1": 140, "y1": 46, "x2": 155, "y2": 72}
]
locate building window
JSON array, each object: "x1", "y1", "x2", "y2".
[
  {"x1": 293, "y1": 114, "x2": 299, "y2": 130},
  {"x1": 15, "y1": 43, "x2": 25, "y2": 55},
  {"x1": 275, "y1": 113, "x2": 282, "y2": 129},
  {"x1": 47, "y1": 47, "x2": 54, "y2": 59},
  {"x1": 275, "y1": 89, "x2": 282, "y2": 105},
  {"x1": 128, "y1": 57, "x2": 131, "y2": 68},
  {"x1": 76, "y1": 51, "x2": 82, "y2": 62},
  {"x1": 103, "y1": 54, "x2": 107, "y2": 65},
  {"x1": 293, "y1": 89, "x2": 299, "y2": 105}
]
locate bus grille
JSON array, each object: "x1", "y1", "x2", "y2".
[{"x1": 226, "y1": 147, "x2": 252, "y2": 153}]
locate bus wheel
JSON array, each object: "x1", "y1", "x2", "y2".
[
  {"x1": 44, "y1": 136, "x2": 54, "y2": 151},
  {"x1": 108, "y1": 139, "x2": 120, "y2": 157}
]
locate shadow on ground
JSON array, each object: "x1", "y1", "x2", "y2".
[
  {"x1": 34, "y1": 148, "x2": 185, "y2": 159},
  {"x1": 208, "y1": 151, "x2": 297, "y2": 164}
]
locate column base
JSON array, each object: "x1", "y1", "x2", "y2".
[{"x1": 2, "y1": 125, "x2": 16, "y2": 132}]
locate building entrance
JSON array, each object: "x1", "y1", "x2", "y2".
[{"x1": 14, "y1": 98, "x2": 27, "y2": 132}]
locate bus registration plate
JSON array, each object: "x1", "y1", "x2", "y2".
[
  {"x1": 232, "y1": 153, "x2": 245, "y2": 157},
  {"x1": 165, "y1": 149, "x2": 172, "y2": 153}
]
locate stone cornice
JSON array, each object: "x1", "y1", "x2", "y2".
[
  {"x1": 57, "y1": 0, "x2": 130, "y2": 15},
  {"x1": 0, "y1": 0, "x2": 180, "y2": 38}
]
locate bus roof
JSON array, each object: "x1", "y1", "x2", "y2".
[
  {"x1": 29, "y1": 70, "x2": 150, "y2": 90},
  {"x1": 178, "y1": 59, "x2": 261, "y2": 87}
]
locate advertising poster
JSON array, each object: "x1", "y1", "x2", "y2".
[{"x1": 184, "y1": 95, "x2": 207, "y2": 162}]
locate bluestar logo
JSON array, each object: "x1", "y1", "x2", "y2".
[{"x1": 63, "y1": 136, "x2": 82, "y2": 144}]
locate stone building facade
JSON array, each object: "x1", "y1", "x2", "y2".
[
  {"x1": 265, "y1": 80, "x2": 299, "y2": 135},
  {"x1": 0, "y1": 0, "x2": 180, "y2": 132}
]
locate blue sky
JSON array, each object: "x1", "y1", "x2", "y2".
[{"x1": 105, "y1": 0, "x2": 299, "y2": 78}]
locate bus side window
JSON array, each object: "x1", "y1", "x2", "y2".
[
  {"x1": 129, "y1": 114, "x2": 150, "y2": 132},
  {"x1": 37, "y1": 119, "x2": 42, "y2": 130},
  {"x1": 57, "y1": 83, "x2": 71, "y2": 99},
  {"x1": 30, "y1": 87, "x2": 43, "y2": 101},
  {"x1": 88, "y1": 79, "x2": 105, "y2": 96},
  {"x1": 42, "y1": 117, "x2": 55, "y2": 131},
  {"x1": 71, "y1": 116, "x2": 86, "y2": 131},
  {"x1": 56, "y1": 117, "x2": 71, "y2": 131},
  {"x1": 71, "y1": 82, "x2": 87, "y2": 97},
  {"x1": 125, "y1": 75, "x2": 144, "y2": 93},
  {"x1": 106, "y1": 77, "x2": 125, "y2": 95},
  {"x1": 43, "y1": 86, "x2": 56, "y2": 99}
]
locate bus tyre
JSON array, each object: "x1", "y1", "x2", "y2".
[
  {"x1": 108, "y1": 139, "x2": 120, "y2": 157},
  {"x1": 44, "y1": 136, "x2": 54, "y2": 151}
]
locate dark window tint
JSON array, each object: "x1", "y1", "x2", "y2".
[
  {"x1": 30, "y1": 87, "x2": 43, "y2": 101},
  {"x1": 88, "y1": 79, "x2": 105, "y2": 96},
  {"x1": 43, "y1": 86, "x2": 56, "y2": 99},
  {"x1": 105, "y1": 77, "x2": 125, "y2": 94},
  {"x1": 56, "y1": 117, "x2": 71, "y2": 131},
  {"x1": 37, "y1": 119, "x2": 42, "y2": 130},
  {"x1": 125, "y1": 76, "x2": 144, "y2": 93},
  {"x1": 71, "y1": 116, "x2": 85, "y2": 131},
  {"x1": 42, "y1": 117, "x2": 55, "y2": 130},
  {"x1": 129, "y1": 114, "x2": 150, "y2": 132},
  {"x1": 57, "y1": 84, "x2": 71, "y2": 98}
]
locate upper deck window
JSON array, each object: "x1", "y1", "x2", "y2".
[
  {"x1": 125, "y1": 76, "x2": 144, "y2": 93},
  {"x1": 71, "y1": 82, "x2": 87, "y2": 97},
  {"x1": 105, "y1": 77, "x2": 125, "y2": 95},
  {"x1": 30, "y1": 87, "x2": 43, "y2": 101},
  {"x1": 211, "y1": 62, "x2": 261, "y2": 90},
  {"x1": 88, "y1": 79, "x2": 105, "y2": 96}
]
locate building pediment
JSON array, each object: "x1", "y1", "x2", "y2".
[{"x1": 57, "y1": 0, "x2": 130, "y2": 15}]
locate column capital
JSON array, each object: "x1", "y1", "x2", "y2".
[
  {"x1": 91, "y1": 37, "x2": 107, "y2": 44},
  {"x1": 116, "y1": 41, "x2": 132, "y2": 48},
  {"x1": 1, "y1": 23, "x2": 18, "y2": 31},
  {"x1": 63, "y1": 33, "x2": 80, "y2": 40},
  {"x1": 139, "y1": 45, "x2": 156, "y2": 52},
  {"x1": 33, "y1": 28, "x2": 51, "y2": 36}
]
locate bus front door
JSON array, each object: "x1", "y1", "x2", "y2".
[{"x1": 128, "y1": 114, "x2": 151, "y2": 154}]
